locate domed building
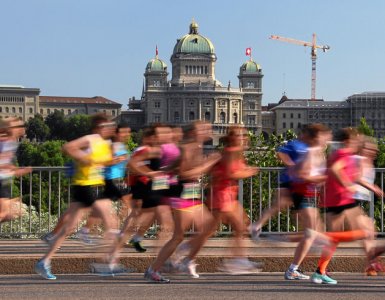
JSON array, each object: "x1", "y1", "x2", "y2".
[{"x1": 139, "y1": 20, "x2": 263, "y2": 144}]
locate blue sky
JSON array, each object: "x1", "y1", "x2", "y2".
[{"x1": 1, "y1": 0, "x2": 385, "y2": 107}]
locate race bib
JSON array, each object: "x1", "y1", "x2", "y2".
[
  {"x1": 181, "y1": 182, "x2": 201, "y2": 199},
  {"x1": 152, "y1": 175, "x2": 170, "y2": 190}
]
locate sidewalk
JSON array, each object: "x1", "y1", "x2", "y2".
[{"x1": 0, "y1": 238, "x2": 382, "y2": 274}]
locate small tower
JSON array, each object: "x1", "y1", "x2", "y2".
[{"x1": 144, "y1": 47, "x2": 168, "y2": 90}]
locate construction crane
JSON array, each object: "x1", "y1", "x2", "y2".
[{"x1": 270, "y1": 33, "x2": 330, "y2": 100}]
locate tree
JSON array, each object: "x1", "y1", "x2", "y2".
[
  {"x1": 25, "y1": 114, "x2": 50, "y2": 141},
  {"x1": 65, "y1": 115, "x2": 91, "y2": 140},
  {"x1": 45, "y1": 111, "x2": 67, "y2": 140},
  {"x1": 357, "y1": 117, "x2": 375, "y2": 137}
]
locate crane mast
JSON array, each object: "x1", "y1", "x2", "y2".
[{"x1": 270, "y1": 33, "x2": 330, "y2": 100}]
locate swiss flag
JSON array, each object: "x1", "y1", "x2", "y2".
[{"x1": 245, "y1": 47, "x2": 251, "y2": 56}]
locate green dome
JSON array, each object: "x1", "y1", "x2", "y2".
[
  {"x1": 146, "y1": 58, "x2": 167, "y2": 72},
  {"x1": 240, "y1": 60, "x2": 261, "y2": 73},
  {"x1": 173, "y1": 21, "x2": 215, "y2": 54}
]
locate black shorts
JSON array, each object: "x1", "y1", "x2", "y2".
[
  {"x1": 279, "y1": 182, "x2": 291, "y2": 189},
  {"x1": 323, "y1": 202, "x2": 359, "y2": 215},
  {"x1": 131, "y1": 180, "x2": 163, "y2": 209},
  {"x1": 72, "y1": 185, "x2": 106, "y2": 208},
  {"x1": 292, "y1": 193, "x2": 318, "y2": 211},
  {"x1": 0, "y1": 179, "x2": 12, "y2": 199},
  {"x1": 103, "y1": 179, "x2": 129, "y2": 201}
]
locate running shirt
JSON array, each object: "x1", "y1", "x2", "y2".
[
  {"x1": 277, "y1": 139, "x2": 308, "y2": 184},
  {"x1": 72, "y1": 134, "x2": 112, "y2": 186},
  {"x1": 320, "y1": 148, "x2": 359, "y2": 208},
  {"x1": 0, "y1": 140, "x2": 18, "y2": 180},
  {"x1": 353, "y1": 155, "x2": 375, "y2": 201},
  {"x1": 104, "y1": 142, "x2": 130, "y2": 180},
  {"x1": 208, "y1": 148, "x2": 246, "y2": 211}
]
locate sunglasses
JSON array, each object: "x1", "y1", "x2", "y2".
[{"x1": 98, "y1": 122, "x2": 116, "y2": 128}]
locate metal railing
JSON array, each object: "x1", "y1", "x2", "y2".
[{"x1": 1, "y1": 167, "x2": 384, "y2": 237}]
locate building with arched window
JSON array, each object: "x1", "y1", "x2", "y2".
[{"x1": 136, "y1": 20, "x2": 263, "y2": 144}]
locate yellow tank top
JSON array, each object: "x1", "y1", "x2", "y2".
[{"x1": 72, "y1": 134, "x2": 112, "y2": 186}]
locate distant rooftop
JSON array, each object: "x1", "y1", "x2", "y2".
[{"x1": 40, "y1": 96, "x2": 121, "y2": 106}]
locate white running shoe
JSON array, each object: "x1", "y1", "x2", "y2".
[
  {"x1": 176, "y1": 259, "x2": 200, "y2": 278},
  {"x1": 219, "y1": 258, "x2": 262, "y2": 275}
]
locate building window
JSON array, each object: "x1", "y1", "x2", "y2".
[
  {"x1": 193, "y1": 66, "x2": 196, "y2": 74},
  {"x1": 189, "y1": 66, "x2": 192, "y2": 74},
  {"x1": 290, "y1": 122, "x2": 293, "y2": 129},
  {"x1": 233, "y1": 112, "x2": 238, "y2": 123},
  {"x1": 12, "y1": 107, "x2": 15, "y2": 113},
  {"x1": 154, "y1": 101, "x2": 160, "y2": 108},
  {"x1": 290, "y1": 113, "x2": 293, "y2": 118},
  {"x1": 68, "y1": 109, "x2": 71, "y2": 114},
  {"x1": 247, "y1": 82, "x2": 255, "y2": 88},
  {"x1": 204, "y1": 111, "x2": 210, "y2": 121},
  {"x1": 248, "y1": 116, "x2": 256, "y2": 125},
  {"x1": 40, "y1": 109, "x2": 43, "y2": 114},
  {"x1": 283, "y1": 122, "x2": 286, "y2": 129},
  {"x1": 153, "y1": 80, "x2": 160, "y2": 87},
  {"x1": 298, "y1": 113, "x2": 301, "y2": 118},
  {"x1": 283, "y1": 113, "x2": 286, "y2": 118},
  {"x1": 298, "y1": 122, "x2": 302, "y2": 128},
  {"x1": 185, "y1": 66, "x2": 188, "y2": 74},
  {"x1": 189, "y1": 111, "x2": 195, "y2": 121},
  {"x1": 249, "y1": 103, "x2": 255, "y2": 110},
  {"x1": 200, "y1": 66, "x2": 204, "y2": 74},
  {"x1": 0, "y1": 107, "x2": 2, "y2": 112},
  {"x1": 220, "y1": 112, "x2": 226, "y2": 124},
  {"x1": 205, "y1": 66, "x2": 208, "y2": 74},
  {"x1": 153, "y1": 114, "x2": 161, "y2": 122},
  {"x1": 174, "y1": 111, "x2": 180, "y2": 122},
  {"x1": 29, "y1": 108, "x2": 33, "y2": 114},
  {"x1": 19, "y1": 107, "x2": 22, "y2": 113},
  {"x1": 112, "y1": 110, "x2": 115, "y2": 116},
  {"x1": 47, "y1": 109, "x2": 51, "y2": 114},
  {"x1": 5, "y1": 107, "x2": 9, "y2": 113}
]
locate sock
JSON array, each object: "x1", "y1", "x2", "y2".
[
  {"x1": 289, "y1": 264, "x2": 299, "y2": 271},
  {"x1": 325, "y1": 230, "x2": 367, "y2": 243},
  {"x1": 317, "y1": 243, "x2": 337, "y2": 274}
]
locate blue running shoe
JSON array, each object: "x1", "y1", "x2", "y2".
[
  {"x1": 311, "y1": 272, "x2": 337, "y2": 284},
  {"x1": 35, "y1": 260, "x2": 56, "y2": 280}
]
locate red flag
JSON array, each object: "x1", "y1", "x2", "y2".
[
  {"x1": 245, "y1": 47, "x2": 251, "y2": 56},
  {"x1": 156, "y1": 45, "x2": 158, "y2": 56}
]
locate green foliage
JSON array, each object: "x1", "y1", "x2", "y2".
[
  {"x1": 243, "y1": 130, "x2": 298, "y2": 232},
  {"x1": 62, "y1": 114, "x2": 91, "y2": 141},
  {"x1": 45, "y1": 111, "x2": 67, "y2": 140},
  {"x1": 357, "y1": 117, "x2": 375, "y2": 137},
  {"x1": 25, "y1": 114, "x2": 50, "y2": 141},
  {"x1": 16, "y1": 140, "x2": 69, "y2": 166}
]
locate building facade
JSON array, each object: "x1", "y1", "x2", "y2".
[
  {"x1": 0, "y1": 86, "x2": 40, "y2": 120},
  {"x1": 0, "y1": 86, "x2": 121, "y2": 121},
  {"x1": 131, "y1": 20, "x2": 263, "y2": 144},
  {"x1": 265, "y1": 93, "x2": 381, "y2": 137}
]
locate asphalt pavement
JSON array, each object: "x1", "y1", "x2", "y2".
[{"x1": 1, "y1": 273, "x2": 384, "y2": 300}]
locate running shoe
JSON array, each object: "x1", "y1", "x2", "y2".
[
  {"x1": 219, "y1": 258, "x2": 262, "y2": 275},
  {"x1": 284, "y1": 268, "x2": 310, "y2": 280},
  {"x1": 35, "y1": 260, "x2": 56, "y2": 280},
  {"x1": 40, "y1": 232, "x2": 55, "y2": 245},
  {"x1": 129, "y1": 239, "x2": 147, "y2": 253},
  {"x1": 176, "y1": 258, "x2": 200, "y2": 278},
  {"x1": 90, "y1": 263, "x2": 133, "y2": 276},
  {"x1": 144, "y1": 267, "x2": 170, "y2": 283},
  {"x1": 366, "y1": 261, "x2": 385, "y2": 276},
  {"x1": 250, "y1": 224, "x2": 262, "y2": 241},
  {"x1": 311, "y1": 272, "x2": 337, "y2": 284},
  {"x1": 76, "y1": 229, "x2": 94, "y2": 245}
]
